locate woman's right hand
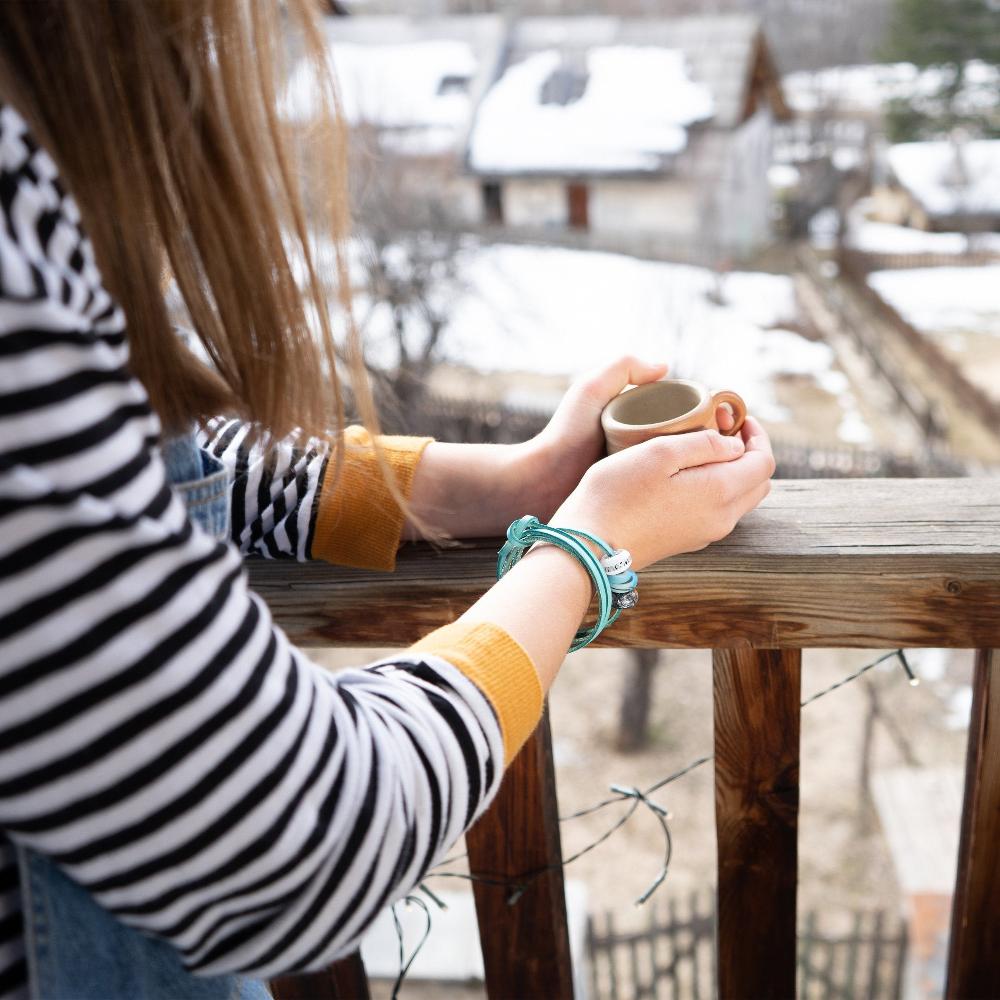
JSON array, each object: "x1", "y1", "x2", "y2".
[{"x1": 550, "y1": 416, "x2": 775, "y2": 569}]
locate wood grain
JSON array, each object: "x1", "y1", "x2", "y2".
[
  {"x1": 269, "y1": 951, "x2": 370, "y2": 1000},
  {"x1": 713, "y1": 649, "x2": 801, "y2": 1000},
  {"x1": 946, "y1": 648, "x2": 1000, "y2": 999},
  {"x1": 249, "y1": 480, "x2": 1000, "y2": 649},
  {"x1": 465, "y1": 712, "x2": 575, "y2": 1000}
]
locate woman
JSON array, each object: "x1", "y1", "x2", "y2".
[{"x1": 0, "y1": 2, "x2": 774, "y2": 997}]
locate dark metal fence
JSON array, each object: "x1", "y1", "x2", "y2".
[{"x1": 588, "y1": 896, "x2": 908, "y2": 1000}]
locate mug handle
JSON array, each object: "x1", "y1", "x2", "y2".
[{"x1": 711, "y1": 390, "x2": 747, "y2": 437}]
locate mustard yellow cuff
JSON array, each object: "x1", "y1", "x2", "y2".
[
  {"x1": 409, "y1": 621, "x2": 544, "y2": 765},
  {"x1": 311, "y1": 426, "x2": 433, "y2": 570}
]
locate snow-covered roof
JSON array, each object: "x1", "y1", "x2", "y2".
[
  {"x1": 467, "y1": 15, "x2": 780, "y2": 177},
  {"x1": 506, "y1": 16, "x2": 771, "y2": 130},
  {"x1": 283, "y1": 14, "x2": 785, "y2": 169},
  {"x1": 282, "y1": 16, "x2": 505, "y2": 157},
  {"x1": 887, "y1": 140, "x2": 1000, "y2": 219},
  {"x1": 468, "y1": 46, "x2": 714, "y2": 175}
]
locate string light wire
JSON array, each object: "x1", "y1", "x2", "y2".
[{"x1": 389, "y1": 648, "x2": 919, "y2": 994}]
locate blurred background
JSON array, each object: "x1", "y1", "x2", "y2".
[{"x1": 286, "y1": 1, "x2": 999, "y2": 997}]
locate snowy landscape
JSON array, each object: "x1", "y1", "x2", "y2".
[
  {"x1": 868, "y1": 266, "x2": 1000, "y2": 339},
  {"x1": 869, "y1": 266, "x2": 1000, "y2": 403},
  {"x1": 845, "y1": 199, "x2": 1000, "y2": 255},
  {"x1": 356, "y1": 242, "x2": 873, "y2": 445}
]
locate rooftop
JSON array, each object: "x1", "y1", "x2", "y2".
[{"x1": 887, "y1": 139, "x2": 1000, "y2": 219}]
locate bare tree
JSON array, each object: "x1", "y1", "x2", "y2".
[
  {"x1": 616, "y1": 649, "x2": 662, "y2": 752},
  {"x1": 348, "y1": 127, "x2": 471, "y2": 422}
]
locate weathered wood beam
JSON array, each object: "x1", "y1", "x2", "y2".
[
  {"x1": 713, "y1": 648, "x2": 801, "y2": 1000},
  {"x1": 946, "y1": 648, "x2": 1000, "y2": 998},
  {"x1": 465, "y1": 712, "x2": 575, "y2": 1000},
  {"x1": 269, "y1": 951, "x2": 370, "y2": 1000},
  {"x1": 250, "y1": 480, "x2": 1000, "y2": 649}
]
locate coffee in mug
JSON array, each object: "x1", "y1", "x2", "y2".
[{"x1": 601, "y1": 379, "x2": 747, "y2": 455}]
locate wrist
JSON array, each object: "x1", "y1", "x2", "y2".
[
  {"x1": 519, "y1": 543, "x2": 594, "y2": 608},
  {"x1": 512, "y1": 434, "x2": 581, "y2": 523}
]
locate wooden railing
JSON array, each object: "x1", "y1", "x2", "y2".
[{"x1": 256, "y1": 479, "x2": 1000, "y2": 1000}]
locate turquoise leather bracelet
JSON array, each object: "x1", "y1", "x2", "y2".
[{"x1": 496, "y1": 515, "x2": 637, "y2": 652}]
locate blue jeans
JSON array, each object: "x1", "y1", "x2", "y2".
[{"x1": 15, "y1": 433, "x2": 270, "y2": 999}]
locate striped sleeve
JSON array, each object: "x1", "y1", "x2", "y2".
[
  {"x1": 195, "y1": 417, "x2": 328, "y2": 562},
  {"x1": 0, "y1": 100, "x2": 544, "y2": 990},
  {"x1": 193, "y1": 419, "x2": 433, "y2": 571}
]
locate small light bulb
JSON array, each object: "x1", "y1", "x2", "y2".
[{"x1": 909, "y1": 678, "x2": 920, "y2": 687}]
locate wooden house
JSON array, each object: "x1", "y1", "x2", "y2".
[
  {"x1": 285, "y1": 14, "x2": 791, "y2": 260},
  {"x1": 465, "y1": 16, "x2": 791, "y2": 260}
]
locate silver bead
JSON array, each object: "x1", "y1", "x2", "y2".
[
  {"x1": 615, "y1": 589, "x2": 639, "y2": 610},
  {"x1": 601, "y1": 548, "x2": 632, "y2": 575}
]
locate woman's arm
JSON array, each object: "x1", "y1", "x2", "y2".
[
  {"x1": 402, "y1": 356, "x2": 740, "y2": 542},
  {"x1": 448, "y1": 418, "x2": 774, "y2": 691},
  {"x1": 0, "y1": 103, "x2": 509, "y2": 980},
  {"x1": 195, "y1": 418, "x2": 432, "y2": 569},
  {"x1": 0, "y1": 294, "x2": 508, "y2": 980},
  {"x1": 0, "y1": 101, "x2": 774, "y2": 985}
]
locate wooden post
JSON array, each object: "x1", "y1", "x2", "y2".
[
  {"x1": 466, "y1": 710, "x2": 575, "y2": 999},
  {"x1": 713, "y1": 648, "x2": 801, "y2": 999},
  {"x1": 269, "y1": 952, "x2": 370, "y2": 1000},
  {"x1": 946, "y1": 648, "x2": 1000, "y2": 998}
]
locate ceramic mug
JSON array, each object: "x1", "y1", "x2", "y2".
[{"x1": 601, "y1": 379, "x2": 747, "y2": 455}]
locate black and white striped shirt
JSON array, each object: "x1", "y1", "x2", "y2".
[{"x1": 0, "y1": 102, "x2": 504, "y2": 998}]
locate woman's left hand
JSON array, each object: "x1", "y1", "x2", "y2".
[
  {"x1": 405, "y1": 355, "x2": 737, "y2": 539},
  {"x1": 515, "y1": 356, "x2": 670, "y2": 520}
]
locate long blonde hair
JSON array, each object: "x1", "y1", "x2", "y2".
[{"x1": 0, "y1": 0, "x2": 378, "y2": 457}]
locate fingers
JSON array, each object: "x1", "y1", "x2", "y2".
[
  {"x1": 694, "y1": 417, "x2": 775, "y2": 499},
  {"x1": 741, "y1": 416, "x2": 773, "y2": 461},
  {"x1": 716, "y1": 405, "x2": 736, "y2": 433},
  {"x1": 641, "y1": 428, "x2": 746, "y2": 474},
  {"x1": 577, "y1": 355, "x2": 669, "y2": 409}
]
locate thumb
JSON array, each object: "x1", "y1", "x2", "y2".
[{"x1": 576, "y1": 356, "x2": 670, "y2": 409}]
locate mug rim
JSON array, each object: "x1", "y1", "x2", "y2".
[{"x1": 602, "y1": 378, "x2": 709, "y2": 431}]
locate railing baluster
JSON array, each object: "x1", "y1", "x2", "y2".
[
  {"x1": 688, "y1": 890, "x2": 701, "y2": 1000},
  {"x1": 269, "y1": 951, "x2": 370, "y2": 1000},
  {"x1": 713, "y1": 648, "x2": 801, "y2": 999},
  {"x1": 946, "y1": 647, "x2": 1000, "y2": 998},
  {"x1": 466, "y1": 709, "x2": 574, "y2": 999},
  {"x1": 607, "y1": 910, "x2": 620, "y2": 1000},
  {"x1": 866, "y1": 910, "x2": 884, "y2": 1000}
]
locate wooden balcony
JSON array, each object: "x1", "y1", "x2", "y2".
[{"x1": 254, "y1": 478, "x2": 1000, "y2": 999}]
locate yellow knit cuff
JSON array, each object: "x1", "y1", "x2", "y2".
[
  {"x1": 311, "y1": 426, "x2": 433, "y2": 571},
  {"x1": 409, "y1": 622, "x2": 544, "y2": 765}
]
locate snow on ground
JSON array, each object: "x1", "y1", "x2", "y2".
[
  {"x1": 888, "y1": 140, "x2": 1000, "y2": 218},
  {"x1": 782, "y1": 60, "x2": 1000, "y2": 115},
  {"x1": 283, "y1": 41, "x2": 476, "y2": 154},
  {"x1": 359, "y1": 243, "x2": 869, "y2": 442},
  {"x1": 768, "y1": 164, "x2": 802, "y2": 190},
  {"x1": 945, "y1": 686, "x2": 974, "y2": 731},
  {"x1": 845, "y1": 199, "x2": 1000, "y2": 255},
  {"x1": 468, "y1": 48, "x2": 713, "y2": 174},
  {"x1": 867, "y1": 267, "x2": 1000, "y2": 337}
]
